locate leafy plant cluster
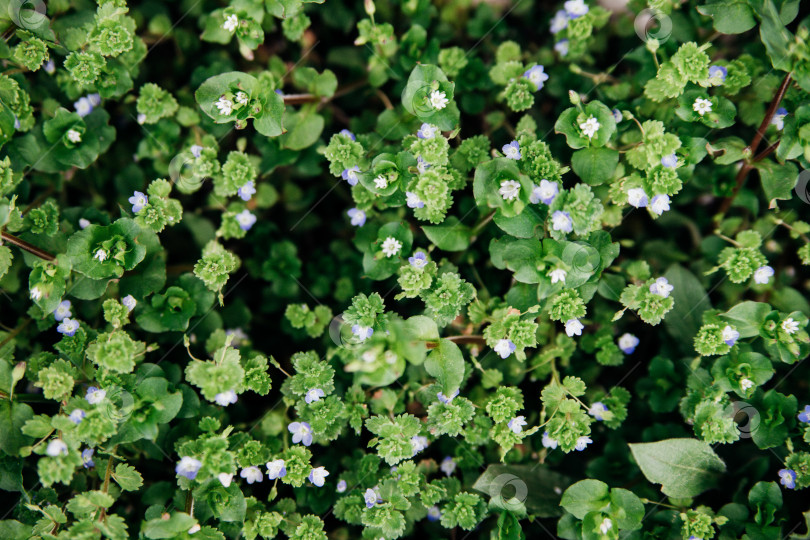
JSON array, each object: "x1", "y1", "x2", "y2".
[{"x1": 0, "y1": 0, "x2": 809, "y2": 539}]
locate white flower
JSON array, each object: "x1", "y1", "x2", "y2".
[
  {"x1": 406, "y1": 191, "x2": 424, "y2": 208},
  {"x1": 410, "y1": 435, "x2": 429, "y2": 454},
  {"x1": 381, "y1": 237, "x2": 402, "y2": 258},
  {"x1": 46, "y1": 439, "x2": 68, "y2": 457},
  {"x1": 599, "y1": 517, "x2": 613, "y2": 535},
  {"x1": 782, "y1": 317, "x2": 800, "y2": 335},
  {"x1": 649, "y1": 277, "x2": 673, "y2": 298},
  {"x1": 588, "y1": 402, "x2": 608, "y2": 420},
  {"x1": 235, "y1": 91, "x2": 248, "y2": 105},
  {"x1": 266, "y1": 459, "x2": 287, "y2": 480},
  {"x1": 440, "y1": 456, "x2": 456, "y2": 476},
  {"x1": 214, "y1": 390, "x2": 238, "y2": 406},
  {"x1": 531, "y1": 179, "x2": 559, "y2": 204},
  {"x1": 507, "y1": 416, "x2": 527, "y2": 434},
  {"x1": 542, "y1": 431, "x2": 558, "y2": 449},
  {"x1": 79, "y1": 218, "x2": 91, "y2": 229},
  {"x1": 66, "y1": 129, "x2": 82, "y2": 143},
  {"x1": 650, "y1": 194, "x2": 671, "y2": 216},
  {"x1": 188, "y1": 524, "x2": 201, "y2": 535},
  {"x1": 30, "y1": 286, "x2": 43, "y2": 300},
  {"x1": 627, "y1": 188, "x2": 648, "y2": 208},
  {"x1": 137, "y1": 113, "x2": 146, "y2": 124},
  {"x1": 740, "y1": 378, "x2": 755, "y2": 391},
  {"x1": 550, "y1": 10, "x2": 569, "y2": 33},
  {"x1": 618, "y1": 333, "x2": 639, "y2": 354},
  {"x1": 218, "y1": 473, "x2": 233, "y2": 487},
  {"x1": 429, "y1": 90, "x2": 449, "y2": 110},
  {"x1": 373, "y1": 175, "x2": 388, "y2": 189},
  {"x1": 309, "y1": 466, "x2": 330, "y2": 487},
  {"x1": 499, "y1": 179, "x2": 521, "y2": 201},
  {"x1": 551, "y1": 210, "x2": 573, "y2": 233},
  {"x1": 240, "y1": 466, "x2": 263, "y2": 484},
  {"x1": 549, "y1": 268, "x2": 567, "y2": 284},
  {"x1": 86, "y1": 387, "x2": 106, "y2": 404},
  {"x1": 753, "y1": 265, "x2": 774, "y2": 284},
  {"x1": 565, "y1": 318, "x2": 584, "y2": 337},
  {"x1": 564, "y1": 0, "x2": 589, "y2": 18},
  {"x1": 215, "y1": 96, "x2": 234, "y2": 116},
  {"x1": 693, "y1": 97, "x2": 712, "y2": 116},
  {"x1": 176, "y1": 457, "x2": 202, "y2": 479},
  {"x1": 579, "y1": 116, "x2": 600, "y2": 139},
  {"x1": 574, "y1": 436, "x2": 592, "y2": 451},
  {"x1": 94, "y1": 249, "x2": 108, "y2": 262},
  {"x1": 223, "y1": 14, "x2": 238, "y2": 32}
]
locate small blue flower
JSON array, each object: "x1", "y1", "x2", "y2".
[
  {"x1": 798, "y1": 405, "x2": 810, "y2": 423},
  {"x1": 81, "y1": 448, "x2": 95, "y2": 468},
  {"x1": 588, "y1": 402, "x2": 608, "y2": 421},
  {"x1": 190, "y1": 144, "x2": 203, "y2": 158},
  {"x1": 88, "y1": 94, "x2": 101, "y2": 107},
  {"x1": 661, "y1": 153, "x2": 678, "y2": 168},
  {"x1": 427, "y1": 505, "x2": 441, "y2": 521},
  {"x1": 85, "y1": 386, "x2": 106, "y2": 404},
  {"x1": 288, "y1": 421, "x2": 313, "y2": 446},
  {"x1": 417, "y1": 123, "x2": 438, "y2": 139},
  {"x1": 240, "y1": 466, "x2": 263, "y2": 484},
  {"x1": 771, "y1": 108, "x2": 788, "y2": 130},
  {"x1": 266, "y1": 459, "x2": 287, "y2": 480},
  {"x1": 364, "y1": 488, "x2": 378, "y2": 508},
  {"x1": 339, "y1": 129, "x2": 356, "y2": 141},
  {"x1": 411, "y1": 435, "x2": 429, "y2": 454},
  {"x1": 308, "y1": 466, "x2": 329, "y2": 487},
  {"x1": 440, "y1": 456, "x2": 456, "y2": 476},
  {"x1": 238, "y1": 181, "x2": 256, "y2": 201},
  {"x1": 235, "y1": 210, "x2": 257, "y2": 231},
  {"x1": 53, "y1": 300, "x2": 72, "y2": 322},
  {"x1": 57, "y1": 318, "x2": 80, "y2": 337},
  {"x1": 551, "y1": 210, "x2": 573, "y2": 233},
  {"x1": 779, "y1": 468, "x2": 797, "y2": 489},
  {"x1": 214, "y1": 390, "x2": 238, "y2": 406},
  {"x1": 176, "y1": 456, "x2": 202, "y2": 480},
  {"x1": 406, "y1": 191, "x2": 425, "y2": 208},
  {"x1": 550, "y1": 10, "x2": 568, "y2": 33},
  {"x1": 612, "y1": 109, "x2": 623, "y2": 123},
  {"x1": 408, "y1": 251, "x2": 428, "y2": 269},
  {"x1": 342, "y1": 166, "x2": 360, "y2": 186},
  {"x1": 574, "y1": 435, "x2": 592, "y2": 451},
  {"x1": 494, "y1": 338, "x2": 516, "y2": 359},
  {"x1": 708, "y1": 65, "x2": 727, "y2": 83},
  {"x1": 69, "y1": 409, "x2": 86, "y2": 424},
  {"x1": 618, "y1": 333, "x2": 639, "y2": 354},
  {"x1": 347, "y1": 207, "x2": 366, "y2": 227},
  {"x1": 336, "y1": 479, "x2": 347, "y2": 493},
  {"x1": 542, "y1": 431, "x2": 558, "y2": 449},
  {"x1": 437, "y1": 389, "x2": 459, "y2": 404},
  {"x1": 523, "y1": 65, "x2": 549, "y2": 91},
  {"x1": 502, "y1": 141, "x2": 521, "y2": 160},
  {"x1": 507, "y1": 415, "x2": 527, "y2": 434},
  {"x1": 554, "y1": 39, "x2": 569, "y2": 57},
  {"x1": 754, "y1": 265, "x2": 775, "y2": 284},
  {"x1": 305, "y1": 388, "x2": 325, "y2": 404},
  {"x1": 128, "y1": 191, "x2": 148, "y2": 213},
  {"x1": 352, "y1": 325, "x2": 374, "y2": 341},
  {"x1": 74, "y1": 97, "x2": 93, "y2": 117},
  {"x1": 564, "y1": 0, "x2": 589, "y2": 18},
  {"x1": 122, "y1": 295, "x2": 136, "y2": 312},
  {"x1": 722, "y1": 325, "x2": 740, "y2": 346},
  {"x1": 530, "y1": 179, "x2": 559, "y2": 205}
]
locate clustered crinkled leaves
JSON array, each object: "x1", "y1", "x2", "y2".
[{"x1": 1, "y1": 0, "x2": 810, "y2": 539}]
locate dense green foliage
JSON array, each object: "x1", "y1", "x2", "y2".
[{"x1": 0, "y1": 0, "x2": 810, "y2": 539}]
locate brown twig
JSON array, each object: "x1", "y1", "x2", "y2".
[
  {"x1": 1, "y1": 231, "x2": 56, "y2": 261},
  {"x1": 425, "y1": 335, "x2": 487, "y2": 349},
  {"x1": 716, "y1": 73, "x2": 792, "y2": 218},
  {"x1": 281, "y1": 78, "x2": 369, "y2": 106}
]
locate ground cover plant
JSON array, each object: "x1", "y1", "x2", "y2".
[{"x1": 1, "y1": 0, "x2": 810, "y2": 538}]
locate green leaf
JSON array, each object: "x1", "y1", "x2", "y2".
[
  {"x1": 756, "y1": 160, "x2": 798, "y2": 203},
  {"x1": 401, "y1": 64, "x2": 459, "y2": 130},
  {"x1": 424, "y1": 338, "x2": 465, "y2": 395},
  {"x1": 422, "y1": 216, "x2": 472, "y2": 251},
  {"x1": 143, "y1": 512, "x2": 196, "y2": 539},
  {"x1": 112, "y1": 463, "x2": 143, "y2": 491},
  {"x1": 560, "y1": 479, "x2": 610, "y2": 519},
  {"x1": 474, "y1": 464, "x2": 572, "y2": 518},
  {"x1": 629, "y1": 438, "x2": 726, "y2": 498},
  {"x1": 696, "y1": 0, "x2": 757, "y2": 34},
  {"x1": 280, "y1": 109, "x2": 324, "y2": 150},
  {"x1": 571, "y1": 148, "x2": 619, "y2": 186},
  {"x1": 664, "y1": 264, "x2": 711, "y2": 345},
  {"x1": 720, "y1": 301, "x2": 770, "y2": 337},
  {"x1": 0, "y1": 401, "x2": 34, "y2": 456}
]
